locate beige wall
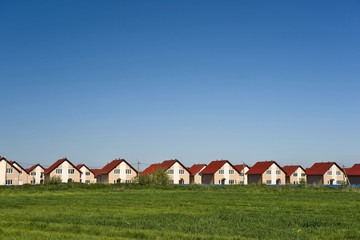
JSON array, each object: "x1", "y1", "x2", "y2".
[
  {"x1": 323, "y1": 164, "x2": 345, "y2": 185},
  {"x1": 288, "y1": 168, "x2": 306, "y2": 184},
  {"x1": 0, "y1": 160, "x2": 7, "y2": 185},
  {"x1": 12, "y1": 163, "x2": 29, "y2": 185},
  {"x1": 193, "y1": 166, "x2": 206, "y2": 184},
  {"x1": 47, "y1": 161, "x2": 80, "y2": 183},
  {"x1": 2, "y1": 162, "x2": 20, "y2": 185},
  {"x1": 106, "y1": 161, "x2": 137, "y2": 184},
  {"x1": 167, "y1": 162, "x2": 190, "y2": 184},
  {"x1": 79, "y1": 166, "x2": 96, "y2": 183},
  {"x1": 29, "y1": 166, "x2": 44, "y2": 184},
  {"x1": 213, "y1": 163, "x2": 240, "y2": 185},
  {"x1": 262, "y1": 164, "x2": 286, "y2": 185},
  {"x1": 238, "y1": 167, "x2": 249, "y2": 185}
]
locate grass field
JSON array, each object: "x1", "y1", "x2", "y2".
[{"x1": 0, "y1": 184, "x2": 359, "y2": 239}]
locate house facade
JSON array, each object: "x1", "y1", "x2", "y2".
[
  {"x1": 44, "y1": 158, "x2": 81, "y2": 183},
  {"x1": 10, "y1": 161, "x2": 29, "y2": 185},
  {"x1": 96, "y1": 159, "x2": 137, "y2": 184},
  {"x1": 26, "y1": 164, "x2": 45, "y2": 184},
  {"x1": 233, "y1": 164, "x2": 249, "y2": 185},
  {"x1": 76, "y1": 164, "x2": 96, "y2": 184},
  {"x1": 282, "y1": 165, "x2": 306, "y2": 184},
  {"x1": 345, "y1": 164, "x2": 360, "y2": 185},
  {"x1": 0, "y1": 157, "x2": 22, "y2": 185},
  {"x1": 200, "y1": 160, "x2": 240, "y2": 185},
  {"x1": 188, "y1": 164, "x2": 206, "y2": 184},
  {"x1": 306, "y1": 162, "x2": 346, "y2": 185},
  {"x1": 247, "y1": 161, "x2": 286, "y2": 185}
]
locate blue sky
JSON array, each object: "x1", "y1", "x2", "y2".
[{"x1": 1, "y1": 1, "x2": 359, "y2": 170}]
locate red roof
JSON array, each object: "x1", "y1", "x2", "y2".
[
  {"x1": 98, "y1": 159, "x2": 138, "y2": 175},
  {"x1": 26, "y1": 164, "x2": 45, "y2": 173},
  {"x1": 233, "y1": 164, "x2": 249, "y2": 173},
  {"x1": 142, "y1": 159, "x2": 190, "y2": 175},
  {"x1": 305, "y1": 162, "x2": 343, "y2": 175},
  {"x1": 346, "y1": 164, "x2": 360, "y2": 176},
  {"x1": 9, "y1": 161, "x2": 27, "y2": 174},
  {"x1": 188, "y1": 164, "x2": 206, "y2": 176},
  {"x1": 91, "y1": 169, "x2": 102, "y2": 177},
  {"x1": 76, "y1": 164, "x2": 96, "y2": 176},
  {"x1": 200, "y1": 160, "x2": 239, "y2": 174},
  {"x1": 247, "y1": 161, "x2": 284, "y2": 175},
  {"x1": 44, "y1": 158, "x2": 80, "y2": 174},
  {"x1": 282, "y1": 165, "x2": 304, "y2": 176}
]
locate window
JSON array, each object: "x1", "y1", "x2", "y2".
[
  {"x1": 276, "y1": 170, "x2": 281, "y2": 175},
  {"x1": 301, "y1": 173, "x2": 305, "y2": 177},
  {"x1": 327, "y1": 171, "x2": 332, "y2": 175},
  {"x1": 179, "y1": 169, "x2": 185, "y2": 174},
  {"x1": 31, "y1": 172, "x2": 36, "y2": 176},
  {"x1": 6, "y1": 168, "x2": 13, "y2": 174},
  {"x1": 229, "y1": 170, "x2": 234, "y2": 175},
  {"x1": 229, "y1": 180, "x2": 235, "y2": 184},
  {"x1": 114, "y1": 169, "x2": 120, "y2": 174},
  {"x1": 85, "y1": 180, "x2": 90, "y2": 184},
  {"x1": 266, "y1": 180, "x2": 271, "y2": 184},
  {"x1": 68, "y1": 169, "x2": 74, "y2": 175},
  {"x1": 266, "y1": 170, "x2": 271, "y2": 175},
  {"x1": 85, "y1": 172, "x2": 90, "y2": 176},
  {"x1": 293, "y1": 173, "x2": 298, "y2": 177},
  {"x1": 336, "y1": 180, "x2": 342, "y2": 185},
  {"x1": 31, "y1": 180, "x2": 35, "y2": 184},
  {"x1": 219, "y1": 170, "x2": 224, "y2": 174},
  {"x1": 126, "y1": 169, "x2": 132, "y2": 174},
  {"x1": 6, "y1": 180, "x2": 12, "y2": 185},
  {"x1": 240, "y1": 181, "x2": 244, "y2": 184},
  {"x1": 240, "y1": 173, "x2": 244, "y2": 176},
  {"x1": 336, "y1": 171, "x2": 341, "y2": 176},
  {"x1": 169, "y1": 180, "x2": 174, "y2": 184},
  {"x1": 168, "y1": 170, "x2": 174, "y2": 175},
  {"x1": 125, "y1": 180, "x2": 132, "y2": 183},
  {"x1": 56, "y1": 169, "x2": 62, "y2": 174}
]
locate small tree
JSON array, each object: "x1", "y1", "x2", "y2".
[
  {"x1": 299, "y1": 178, "x2": 306, "y2": 186},
  {"x1": 151, "y1": 167, "x2": 170, "y2": 185}
]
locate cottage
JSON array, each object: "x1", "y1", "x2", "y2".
[
  {"x1": 0, "y1": 156, "x2": 21, "y2": 185},
  {"x1": 282, "y1": 165, "x2": 306, "y2": 184},
  {"x1": 76, "y1": 164, "x2": 96, "y2": 184},
  {"x1": 247, "y1": 161, "x2": 286, "y2": 185},
  {"x1": 188, "y1": 164, "x2": 206, "y2": 184},
  {"x1": 26, "y1": 164, "x2": 45, "y2": 184},
  {"x1": 44, "y1": 158, "x2": 81, "y2": 183},
  {"x1": 233, "y1": 164, "x2": 249, "y2": 185},
  {"x1": 200, "y1": 160, "x2": 240, "y2": 185},
  {"x1": 306, "y1": 162, "x2": 345, "y2": 185},
  {"x1": 342, "y1": 164, "x2": 360, "y2": 185},
  {"x1": 96, "y1": 159, "x2": 137, "y2": 184},
  {"x1": 142, "y1": 159, "x2": 190, "y2": 184}
]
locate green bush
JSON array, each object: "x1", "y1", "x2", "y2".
[
  {"x1": 133, "y1": 167, "x2": 170, "y2": 185},
  {"x1": 45, "y1": 176, "x2": 62, "y2": 185}
]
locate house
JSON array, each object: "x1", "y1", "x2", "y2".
[
  {"x1": 306, "y1": 162, "x2": 346, "y2": 185},
  {"x1": 343, "y1": 164, "x2": 360, "y2": 185},
  {"x1": 76, "y1": 164, "x2": 97, "y2": 184},
  {"x1": 247, "y1": 161, "x2": 286, "y2": 185},
  {"x1": 188, "y1": 164, "x2": 206, "y2": 184},
  {"x1": 10, "y1": 161, "x2": 30, "y2": 185},
  {"x1": 233, "y1": 164, "x2": 250, "y2": 185},
  {"x1": 26, "y1": 164, "x2": 45, "y2": 184},
  {"x1": 0, "y1": 156, "x2": 22, "y2": 185},
  {"x1": 282, "y1": 165, "x2": 306, "y2": 184},
  {"x1": 44, "y1": 158, "x2": 81, "y2": 183},
  {"x1": 200, "y1": 160, "x2": 240, "y2": 185},
  {"x1": 142, "y1": 159, "x2": 190, "y2": 184},
  {"x1": 96, "y1": 159, "x2": 138, "y2": 184}
]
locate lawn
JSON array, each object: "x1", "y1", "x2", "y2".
[{"x1": 0, "y1": 184, "x2": 359, "y2": 239}]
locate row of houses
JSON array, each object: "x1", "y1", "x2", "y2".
[{"x1": 1, "y1": 155, "x2": 360, "y2": 186}]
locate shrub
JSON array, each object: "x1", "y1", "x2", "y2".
[
  {"x1": 133, "y1": 167, "x2": 170, "y2": 185},
  {"x1": 45, "y1": 176, "x2": 62, "y2": 185}
]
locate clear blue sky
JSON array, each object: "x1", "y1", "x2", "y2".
[{"x1": 1, "y1": 1, "x2": 359, "y2": 170}]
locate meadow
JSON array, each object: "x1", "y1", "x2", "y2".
[{"x1": 0, "y1": 184, "x2": 359, "y2": 239}]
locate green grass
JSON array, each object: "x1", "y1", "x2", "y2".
[{"x1": 0, "y1": 184, "x2": 359, "y2": 239}]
